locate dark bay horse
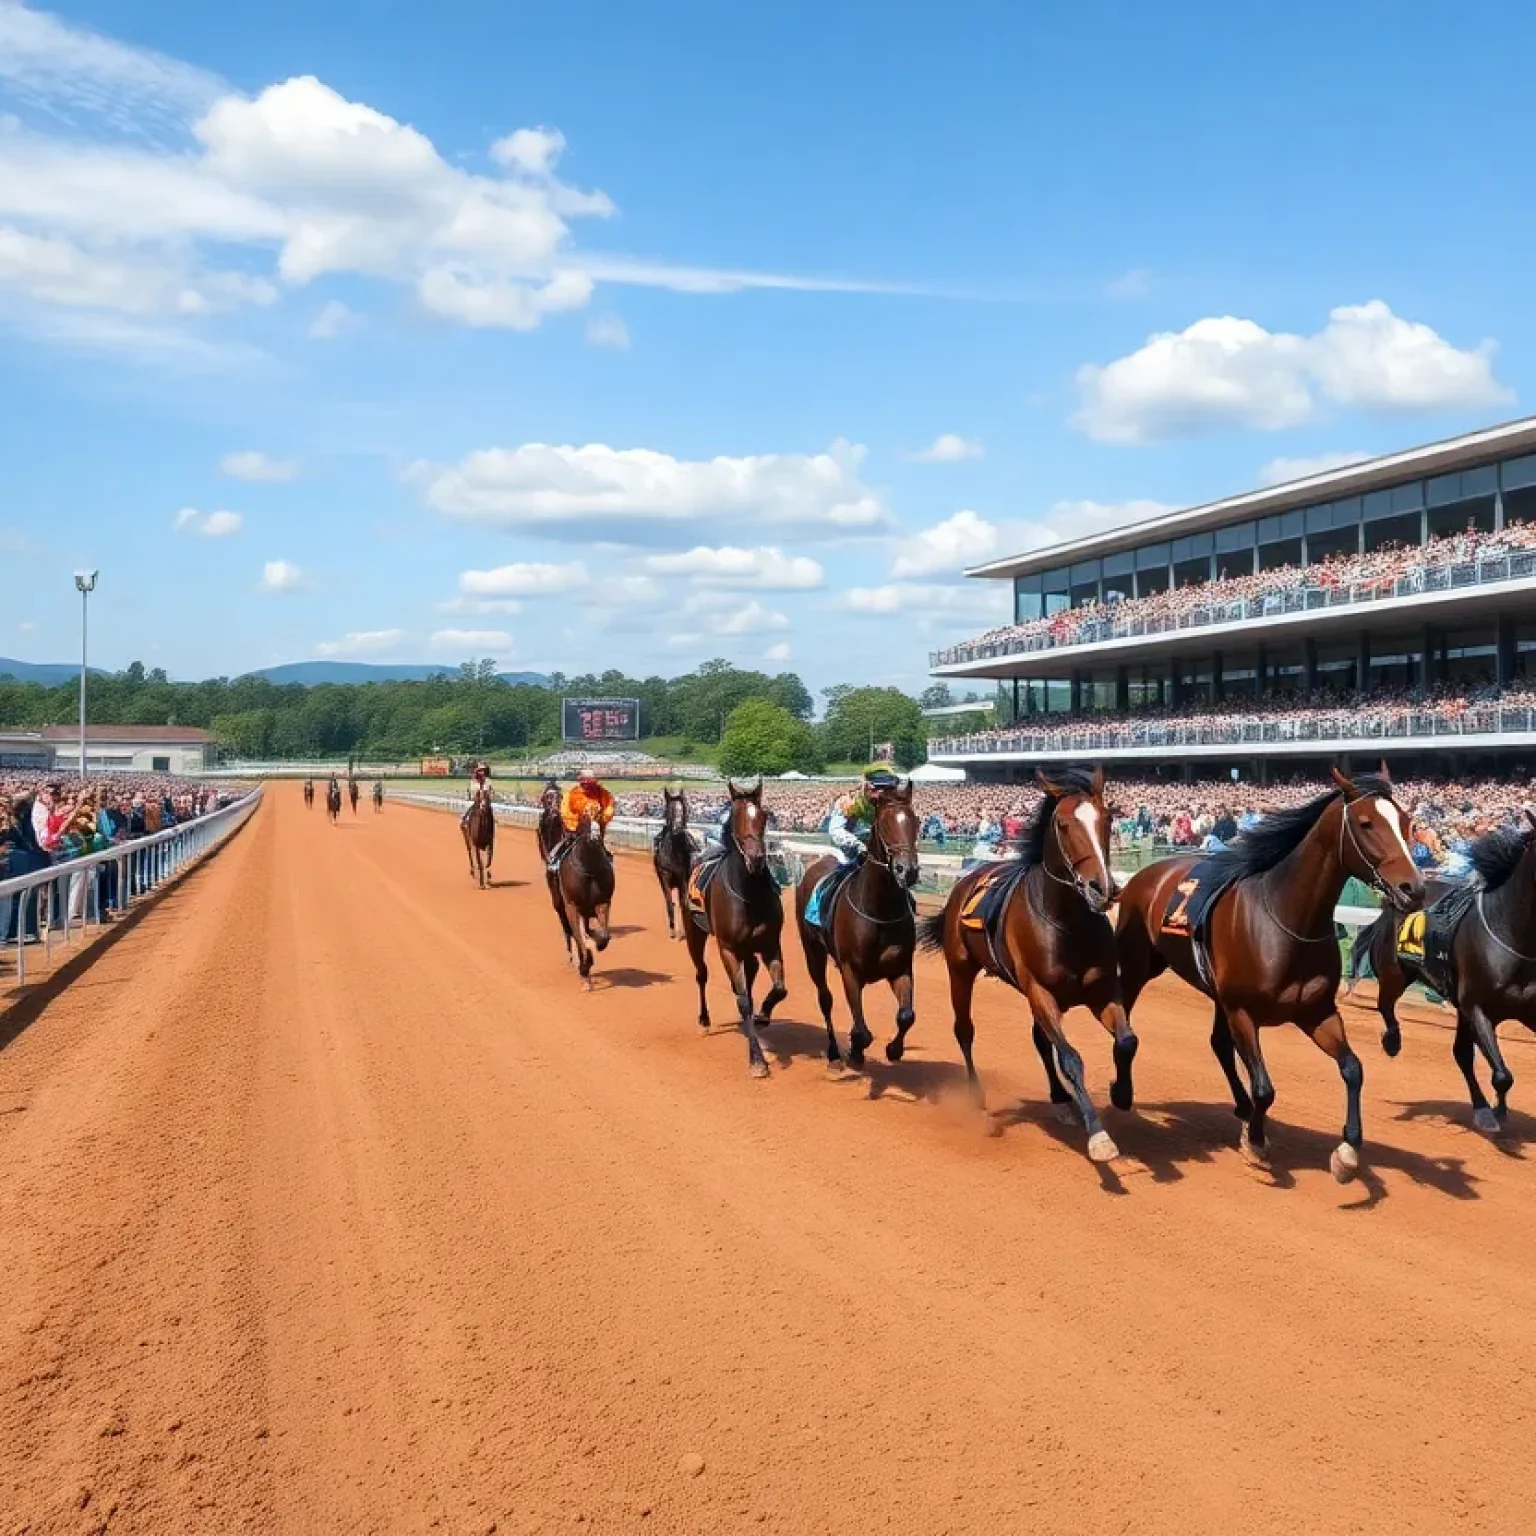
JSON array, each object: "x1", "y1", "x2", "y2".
[
  {"x1": 795, "y1": 779, "x2": 920, "y2": 1075},
  {"x1": 551, "y1": 812, "x2": 615, "y2": 988},
  {"x1": 1352, "y1": 815, "x2": 1536, "y2": 1132},
  {"x1": 653, "y1": 787, "x2": 695, "y2": 941},
  {"x1": 919, "y1": 766, "x2": 1133, "y2": 1163},
  {"x1": 1115, "y1": 766, "x2": 1423, "y2": 1183},
  {"x1": 372, "y1": 780, "x2": 384, "y2": 813},
  {"x1": 684, "y1": 781, "x2": 788, "y2": 1077},
  {"x1": 348, "y1": 778, "x2": 360, "y2": 816},
  {"x1": 326, "y1": 779, "x2": 342, "y2": 825},
  {"x1": 463, "y1": 791, "x2": 495, "y2": 887},
  {"x1": 303, "y1": 778, "x2": 314, "y2": 811}
]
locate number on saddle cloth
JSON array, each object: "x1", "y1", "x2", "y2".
[
  {"x1": 686, "y1": 856, "x2": 722, "y2": 932},
  {"x1": 1158, "y1": 856, "x2": 1243, "y2": 996}
]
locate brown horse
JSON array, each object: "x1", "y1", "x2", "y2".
[
  {"x1": 551, "y1": 812, "x2": 615, "y2": 988},
  {"x1": 684, "y1": 781, "x2": 788, "y2": 1077},
  {"x1": 303, "y1": 778, "x2": 314, "y2": 811},
  {"x1": 372, "y1": 780, "x2": 384, "y2": 813},
  {"x1": 463, "y1": 790, "x2": 495, "y2": 887},
  {"x1": 348, "y1": 778, "x2": 360, "y2": 816},
  {"x1": 918, "y1": 766, "x2": 1132, "y2": 1163},
  {"x1": 326, "y1": 780, "x2": 342, "y2": 825},
  {"x1": 1351, "y1": 815, "x2": 1536, "y2": 1133},
  {"x1": 653, "y1": 787, "x2": 695, "y2": 941},
  {"x1": 1115, "y1": 765, "x2": 1422, "y2": 1183},
  {"x1": 795, "y1": 780, "x2": 920, "y2": 1075}
]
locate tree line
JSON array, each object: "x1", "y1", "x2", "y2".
[{"x1": 0, "y1": 659, "x2": 998, "y2": 771}]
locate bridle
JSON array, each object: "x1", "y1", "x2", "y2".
[
  {"x1": 1338, "y1": 792, "x2": 1411, "y2": 908},
  {"x1": 1040, "y1": 796, "x2": 1113, "y2": 912},
  {"x1": 865, "y1": 801, "x2": 919, "y2": 890}
]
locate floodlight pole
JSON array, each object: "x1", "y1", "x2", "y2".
[{"x1": 74, "y1": 570, "x2": 98, "y2": 777}]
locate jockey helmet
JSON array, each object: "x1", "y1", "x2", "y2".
[
  {"x1": 578, "y1": 769, "x2": 599, "y2": 787},
  {"x1": 863, "y1": 767, "x2": 900, "y2": 791}
]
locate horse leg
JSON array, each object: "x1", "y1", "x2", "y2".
[
  {"x1": 837, "y1": 960, "x2": 873, "y2": 1070},
  {"x1": 1377, "y1": 950, "x2": 1406, "y2": 1058},
  {"x1": 659, "y1": 873, "x2": 677, "y2": 940},
  {"x1": 1466, "y1": 1004, "x2": 1513, "y2": 1127},
  {"x1": 884, "y1": 969, "x2": 916, "y2": 1064},
  {"x1": 720, "y1": 948, "x2": 769, "y2": 1078},
  {"x1": 801, "y1": 929, "x2": 844, "y2": 1072},
  {"x1": 1300, "y1": 1011, "x2": 1365, "y2": 1183},
  {"x1": 1028, "y1": 984, "x2": 1117, "y2": 1163},
  {"x1": 1208, "y1": 1006, "x2": 1255, "y2": 1121},
  {"x1": 948, "y1": 957, "x2": 986, "y2": 1111},
  {"x1": 1452, "y1": 1013, "x2": 1499, "y2": 1133},
  {"x1": 754, "y1": 939, "x2": 788, "y2": 1027},
  {"x1": 1031, "y1": 1020, "x2": 1075, "y2": 1123},
  {"x1": 1225, "y1": 1007, "x2": 1275, "y2": 1166},
  {"x1": 1095, "y1": 995, "x2": 1139, "y2": 1113}
]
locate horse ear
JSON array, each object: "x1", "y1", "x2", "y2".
[
  {"x1": 1091, "y1": 763, "x2": 1105, "y2": 799},
  {"x1": 898, "y1": 777, "x2": 914, "y2": 801},
  {"x1": 749, "y1": 780, "x2": 763, "y2": 802},
  {"x1": 1330, "y1": 765, "x2": 1355, "y2": 796},
  {"x1": 1377, "y1": 758, "x2": 1392, "y2": 785},
  {"x1": 1035, "y1": 767, "x2": 1064, "y2": 798},
  {"x1": 727, "y1": 780, "x2": 740, "y2": 798},
  {"x1": 1524, "y1": 806, "x2": 1536, "y2": 834}
]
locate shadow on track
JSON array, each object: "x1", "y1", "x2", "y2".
[
  {"x1": 595, "y1": 968, "x2": 673, "y2": 991},
  {"x1": 1393, "y1": 1098, "x2": 1534, "y2": 1159}
]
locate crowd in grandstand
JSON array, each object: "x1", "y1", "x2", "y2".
[
  {"x1": 935, "y1": 679, "x2": 1536, "y2": 753},
  {"x1": 0, "y1": 773, "x2": 240, "y2": 948},
  {"x1": 945, "y1": 518, "x2": 1536, "y2": 661}
]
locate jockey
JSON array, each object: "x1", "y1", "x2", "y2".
[
  {"x1": 460, "y1": 761, "x2": 493, "y2": 828},
  {"x1": 547, "y1": 769, "x2": 616, "y2": 869},
  {"x1": 827, "y1": 767, "x2": 901, "y2": 865}
]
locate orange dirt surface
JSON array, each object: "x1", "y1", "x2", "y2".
[{"x1": 2, "y1": 782, "x2": 1533, "y2": 1535}]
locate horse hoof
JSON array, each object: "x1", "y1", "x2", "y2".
[
  {"x1": 1381, "y1": 1031, "x2": 1402, "y2": 1059},
  {"x1": 749, "y1": 1059, "x2": 770, "y2": 1080},
  {"x1": 1109, "y1": 1083, "x2": 1134, "y2": 1113},
  {"x1": 1330, "y1": 1143, "x2": 1360, "y2": 1184},
  {"x1": 1052, "y1": 1102, "x2": 1077, "y2": 1126},
  {"x1": 751, "y1": 1016, "x2": 772, "y2": 1030},
  {"x1": 1087, "y1": 1131, "x2": 1119, "y2": 1164},
  {"x1": 885, "y1": 1040, "x2": 905, "y2": 1063},
  {"x1": 1473, "y1": 1107, "x2": 1501, "y2": 1135},
  {"x1": 1239, "y1": 1127, "x2": 1270, "y2": 1168},
  {"x1": 827, "y1": 1061, "x2": 861, "y2": 1082}
]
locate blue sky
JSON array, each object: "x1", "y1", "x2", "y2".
[{"x1": 2, "y1": 0, "x2": 1531, "y2": 694}]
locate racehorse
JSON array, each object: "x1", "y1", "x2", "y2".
[
  {"x1": 550, "y1": 811, "x2": 615, "y2": 989},
  {"x1": 326, "y1": 780, "x2": 342, "y2": 825},
  {"x1": 683, "y1": 781, "x2": 788, "y2": 1078},
  {"x1": 463, "y1": 788, "x2": 495, "y2": 887},
  {"x1": 372, "y1": 780, "x2": 384, "y2": 814},
  {"x1": 348, "y1": 778, "x2": 360, "y2": 816},
  {"x1": 795, "y1": 778, "x2": 920, "y2": 1076},
  {"x1": 303, "y1": 778, "x2": 314, "y2": 811},
  {"x1": 653, "y1": 787, "x2": 695, "y2": 941},
  {"x1": 535, "y1": 782, "x2": 564, "y2": 868},
  {"x1": 918, "y1": 766, "x2": 1133, "y2": 1163},
  {"x1": 1350, "y1": 814, "x2": 1536, "y2": 1132},
  {"x1": 1115, "y1": 765, "x2": 1422, "y2": 1183}
]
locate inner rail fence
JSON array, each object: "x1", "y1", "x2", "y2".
[{"x1": 1, "y1": 787, "x2": 264, "y2": 988}]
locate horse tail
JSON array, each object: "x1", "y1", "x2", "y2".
[
  {"x1": 917, "y1": 909, "x2": 947, "y2": 955},
  {"x1": 1349, "y1": 909, "x2": 1391, "y2": 982}
]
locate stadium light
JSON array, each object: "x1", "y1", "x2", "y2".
[{"x1": 73, "y1": 570, "x2": 98, "y2": 777}]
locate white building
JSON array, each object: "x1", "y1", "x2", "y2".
[{"x1": 0, "y1": 725, "x2": 215, "y2": 775}]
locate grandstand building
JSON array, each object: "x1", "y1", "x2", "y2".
[
  {"x1": 0, "y1": 724, "x2": 214, "y2": 774},
  {"x1": 926, "y1": 415, "x2": 1536, "y2": 785}
]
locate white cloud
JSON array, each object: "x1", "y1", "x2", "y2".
[
  {"x1": 642, "y1": 545, "x2": 823, "y2": 589},
  {"x1": 315, "y1": 628, "x2": 406, "y2": 656},
  {"x1": 1106, "y1": 268, "x2": 1153, "y2": 299},
  {"x1": 844, "y1": 582, "x2": 1008, "y2": 622},
  {"x1": 584, "y1": 313, "x2": 629, "y2": 350},
  {"x1": 1075, "y1": 301, "x2": 1511, "y2": 444},
  {"x1": 1258, "y1": 450, "x2": 1372, "y2": 488},
  {"x1": 458, "y1": 560, "x2": 589, "y2": 597},
  {"x1": 221, "y1": 449, "x2": 299, "y2": 482},
  {"x1": 436, "y1": 596, "x2": 522, "y2": 615},
  {"x1": 708, "y1": 599, "x2": 789, "y2": 636},
  {"x1": 308, "y1": 298, "x2": 360, "y2": 338},
  {"x1": 430, "y1": 627, "x2": 513, "y2": 653},
  {"x1": 173, "y1": 506, "x2": 242, "y2": 537},
  {"x1": 1040, "y1": 497, "x2": 1176, "y2": 535},
  {"x1": 17, "y1": 619, "x2": 37, "y2": 633},
  {"x1": 890, "y1": 509, "x2": 998, "y2": 578},
  {"x1": 417, "y1": 265, "x2": 592, "y2": 331},
  {"x1": 489, "y1": 126, "x2": 566, "y2": 177},
  {"x1": 764, "y1": 641, "x2": 792, "y2": 662},
  {"x1": 905, "y1": 432, "x2": 983, "y2": 464},
  {"x1": 412, "y1": 439, "x2": 887, "y2": 544},
  {"x1": 258, "y1": 558, "x2": 306, "y2": 593}
]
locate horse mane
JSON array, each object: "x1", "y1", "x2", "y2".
[
  {"x1": 1467, "y1": 822, "x2": 1533, "y2": 891},
  {"x1": 1205, "y1": 772, "x2": 1393, "y2": 879},
  {"x1": 1020, "y1": 764, "x2": 1099, "y2": 872}
]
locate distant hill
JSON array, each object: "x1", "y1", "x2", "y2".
[
  {"x1": 243, "y1": 661, "x2": 550, "y2": 687},
  {"x1": 0, "y1": 657, "x2": 106, "y2": 687}
]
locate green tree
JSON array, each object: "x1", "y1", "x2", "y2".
[
  {"x1": 818, "y1": 685, "x2": 926, "y2": 767},
  {"x1": 919, "y1": 682, "x2": 952, "y2": 710},
  {"x1": 718, "y1": 699, "x2": 823, "y2": 778}
]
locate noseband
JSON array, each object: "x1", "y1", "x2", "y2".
[
  {"x1": 1339, "y1": 794, "x2": 1406, "y2": 903},
  {"x1": 1041, "y1": 801, "x2": 1109, "y2": 908}
]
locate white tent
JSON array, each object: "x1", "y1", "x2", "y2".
[
  {"x1": 907, "y1": 761, "x2": 966, "y2": 783},
  {"x1": 777, "y1": 769, "x2": 810, "y2": 779}
]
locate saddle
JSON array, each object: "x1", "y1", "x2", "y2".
[
  {"x1": 1158, "y1": 856, "x2": 1244, "y2": 997},
  {"x1": 1396, "y1": 882, "x2": 1475, "y2": 1003},
  {"x1": 687, "y1": 855, "x2": 724, "y2": 932},
  {"x1": 956, "y1": 859, "x2": 1032, "y2": 987},
  {"x1": 804, "y1": 861, "x2": 861, "y2": 959}
]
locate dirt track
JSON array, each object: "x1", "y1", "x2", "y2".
[{"x1": 1, "y1": 784, "x2": 1533, "y2": 1535}]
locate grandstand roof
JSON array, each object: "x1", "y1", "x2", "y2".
[
  {"x1": 0, "y1": 725, "x2": 214, "y2": 744},
  {"x1": 967, "y1": 412, "x2": 1536, "y2": 581}
]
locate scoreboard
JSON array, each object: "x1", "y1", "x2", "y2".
[{"x1": 562, "y1": 697, "x2": 641, "y2": 743}]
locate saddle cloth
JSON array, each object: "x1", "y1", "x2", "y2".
[
  {"x1": 1158, "y1": 856, "x2": 1244, "y2": 997},
  {"x1": 1396, "y1": 882, "x2": 1475, "y2": 1003},
  {"x1": 955, "y1": 859, "x2": 1033, "y2": 987},
  {"x1": 687, "y1": 855, "x2": 723, "y2": 932},
  {"x1": 803, "y1": 861, "x2": 862, "y2": 960}
]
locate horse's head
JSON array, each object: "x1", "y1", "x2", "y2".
[
  {"x1": 579, "y1": 810, "x2": 604, "y2": 843},
  {"x1": 540, "y1": 782, "x2": 561, "y2": 816},
  {"x1": 870, "y1": 778, "x2": 921, "y2": 889},
  {"x1": 1037, "y1": 764, "x2": 1116, "y2": 912},
  {"x1": 1331, "y1": 763, "x2": 1422, "y2": 912},
  {"x1": 664, "y1": 787, "x2": 688, "y2": 832},
  {"x1": 727, "y1": 779, "x2": 768, "y2": 874}
]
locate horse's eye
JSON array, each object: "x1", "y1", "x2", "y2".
[{"x1": 1359, "y1": 819, "x2": 1373, "y2": 829}]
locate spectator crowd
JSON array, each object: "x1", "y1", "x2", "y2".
[
  {"x1": 1, "y1": 772, "x2": 243, "y2": 952},
  {"x1": 939, "y1": 518, "x2": 1536, "y2": 665}
]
